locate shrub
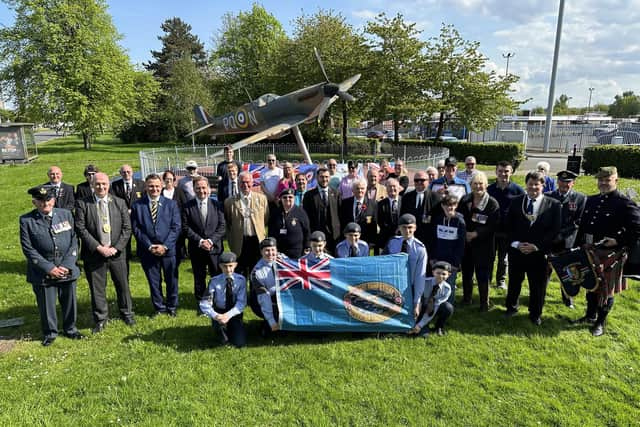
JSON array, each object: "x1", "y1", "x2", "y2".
[{"x1": 583, "y1": 145, "x2": 640, "y2": 178}]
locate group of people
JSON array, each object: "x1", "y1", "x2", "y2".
[{"x1": 19, "y1": 145, "x2": 640, "y2": 347}]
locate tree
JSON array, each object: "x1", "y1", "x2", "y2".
[
  {"x1": 210, "y1": 3, "x2": 288, "y2": 110},
  {"x1": 608, "y1": 91, "x2": 640, "y2": 118},
  {"x1": 424, "y1": 24, "x2": 519, "y2": 137},
  {"x1": 364, "y1": 13, "x2": 427, "y2": 142},
  {"x1": 0, "y1": 0, "x2": 155, "y2": 149},
  {"x1": 553, "y1": 94, "x2": 572, "y2": 115}
]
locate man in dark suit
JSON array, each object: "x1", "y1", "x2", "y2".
[
  {"x1": 75, "y1": 172, "x2": 135, "y2": 333},
  {"x1": 75, "y1": 164, "x2": 98, "y2": 200},
  {"x1": 302, "y1": 167, "x2": 341, "y2": 254},
  {"x1": 131, "y1": 174, "x2": 182, "y2": 316},
  {"x1": 20, "y1": 185, "x2": 84, "y2": 346},
  {"x1": 216, "y1": 161, "x2": 239, "y2": 205},
  {"x1": 45, "y1": 166, "x2": 75, "y2": 211},
  {"x1": 216, "y1": 145, "x2": 242, "y2": 182},
  {"x1": 110, "y1": 164, "x2": 145, "y2": 212},
  {"x1": 505, "y1": 171, "x2": 561, "y2": 325},
  {"x1": 339, "y1": 178, "x2": 377, "y2": 251},
  {"x1": 377, "y1": 177, "x2": 402, "y2": 250},
  {"x1": 400, "y1": 170, "x2": 438, "y2": 245},
  {"x1": 546, "y1": 170, "x2": 587, "y2": 308},
  {"x1": 182, "y1": 176, "x2": 226, "y2": 302}
]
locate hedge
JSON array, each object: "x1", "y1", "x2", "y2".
[{"x1": 583, "y1": 145, "x2": 640, "y2": 178}]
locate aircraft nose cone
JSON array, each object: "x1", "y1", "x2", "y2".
[{"x1": 324, "y1": 83, "x2": 339, "y2": 97}]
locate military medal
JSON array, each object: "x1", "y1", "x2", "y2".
[
  {"x1": 102, "y1": 224, "x2": 111, "y2": 233},
  {"x1": 291, "y1": 218, "x2": 297, "y2": 226}
]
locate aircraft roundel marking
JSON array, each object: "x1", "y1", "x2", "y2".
[{"x1": 236, "y1": 109, "x2": 249, "y2": 128}]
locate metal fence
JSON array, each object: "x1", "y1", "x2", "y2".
[{"x1": 139, "y1": 143, "x2": 449, "y2": 177}]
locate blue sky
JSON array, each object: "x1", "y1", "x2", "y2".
[{"x1": 1, "y1": 0, "x2": 639, "y2": 109}]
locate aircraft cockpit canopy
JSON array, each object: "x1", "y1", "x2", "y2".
[{"x1": 255, "y1": 93, "x2": 279, "y2": 107}]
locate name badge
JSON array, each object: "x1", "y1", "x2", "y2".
[
  {"x1": 437, "y1": 225, "x2": 458, "y2": 240},
  {"x1": 280, "y1": 228, "x2": 287, "y2": 235},
  {"x1": 52, "y1": 220, "x2": 72, "y2": 234},
  {"x1": 422, "y1": 214, "x2": 431, "y2": 224},
  {"x1": 585, "y1": 233, "x2": 593, "y2": 244},
  {"x1": 472, "y1": 213, "x2": 488, "y2": 224},
  {"x1": 366, "y1": 215, "x2": 372, "y2": 224}
]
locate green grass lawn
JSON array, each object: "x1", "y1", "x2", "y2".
[{"x1": 1, "y1": 136, "x2": 639, "y2": 425}]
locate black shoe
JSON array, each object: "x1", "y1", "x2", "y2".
[
  {"x1": 462, "y1": 299, "x2": 473, "y2": 306},
  {"x1": 530, "y1": 317, "x2": 542, "y2": 326},
  {"x1": 91, "y1": 321, "x2": 106, "y2": 334},
  {"x1": 591, "y1": 323, "x2": 605, "y2": 337},
  {"x1": 417, "y1": 327, "x2": 430, "y2": 338},
  {"x1": 168, "y1": 310, "x2": 177, "y2": 317},
  {"x1": 64, "y1": 331, "x2": 85, "y2": 340},
  {"x1": 435, "y1": 327, "x2": 447, "y2": 336},
  {"x1": 41, "y1": 337, "x2": 56, "y2": 346},
  {"x1": 123, "y1": 317, "x2": 136, "y2": 326},
  {"x1": 571, "y1": 316, "x2": 596, "y2": 325},
  {"x1": 504, "y1": 309, "x2": 518, "y2": 318}
]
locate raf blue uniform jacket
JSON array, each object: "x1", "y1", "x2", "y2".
[
  {"x1": 19, "y1": 208, "x2": 80, "y2": 286},
  {"x1": 335, "y1": 240, "x2": 369, "y2": 258},
  {"x1": 415, "y1": 277, "x2": 451, "y2": 329},
  {"x1": 131, "y1": 195, "x2": 181, "y2": 257},
  {"x1": 251, "y1": 258, "x2": 279, "y2": 327},
  {"x1": 383, "y1": 236, "x2": 427, "y2": 306},
  {"x1": 199, "y1": 273, "x2": 247, "y2": 319}
]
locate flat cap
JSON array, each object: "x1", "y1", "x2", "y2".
[
  {"x1": 595, "y1": 166, "x2": 617, "y2": 178},
  {"x1": 260, "y1": 237, "x2": 277, "y2": 249},
  {"x1": 343, "y1": 222, "x2": 361, "y2": 234},
  {"x1": 28, "y1": 185, "x2": 55, "y2": 201},
  {"x1": 185, "y1": 160, "x2": 198, "y2": 169},
  {"x1": 432, "y1": 261, "x2": 452, "y2": 272},
  {"x1": 444, "y1": 156, "x2": 458, "y2": 167},
  {"x1": 310, "y1": 231, "x2": 326, "y2": 242},
  {"x1": 219, "y1": 252, "x2": 237, "y2": 264},
  {"x1": 556, "y1": 170, "x2": 578, "y2": 182},
  {"x1": 279, "y1": 188, "x2": 295, "y2": 197},
  {"x1": 398, "y1": 213, "x2": 417, "y2": 226}
]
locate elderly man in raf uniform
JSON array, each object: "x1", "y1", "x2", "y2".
[
  {"x1": 546, "y1": 170, "x2": 586, "y2": 308},
  {"x1": 19, "y1": 185, "x2": 84, "y2": 346}
]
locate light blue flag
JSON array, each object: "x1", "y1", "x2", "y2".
[{"x1": 276, "y1": 254, "x2": 414, "y2": 332}]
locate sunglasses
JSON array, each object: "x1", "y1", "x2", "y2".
[{"x1": 414, "y1": 178, "x2": 426, "y2": 182}]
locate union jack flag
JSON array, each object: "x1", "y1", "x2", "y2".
[
  {"x1": 276, "y1": 256, "x2": 332, "y2": 291},
  {"x1": 241, "y1": 163, "x2": 265, "y2": 186}
]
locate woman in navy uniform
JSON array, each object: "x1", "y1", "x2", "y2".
[
  {"x1": 267, "y1": 188, "x2": 310, "y2": 259},
  {"x1": 19, "y1": 185, "x2": 84, "y2": 346}
]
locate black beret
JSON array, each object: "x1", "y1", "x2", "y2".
[
  {"x1": 432, "y1": 261, "x2": 452, "y2": 272},
  {"x1": 556, "y1": 170, "x2": 578, "y2": 182},
  {"x1": 28, "y1": 185, "x2": 55, "y2": 201},
  {"x1": 343, "y1": 222, "x2": 361, "y2": 234},
  {"x1": 260, "y1": 237, "x2": 277, "y2": 249},
  {"x1": 279, "y1": 188, "x2": 295, "y2": 197},
  {"x1": 398, "y1": 213, "x2": 416, "y2": 226},
  {"x1": 444, "y1": 156, "x2": 458, "y2": 167},
  {"x1": 310, "y1": 231, "x2": 326, "y2": 242},
  {"x1": 219, "y1": 252, "x2": 237, "y2": 264}
]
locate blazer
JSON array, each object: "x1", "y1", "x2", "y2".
[
  {"x1": 111, "y1": 178, "x2": 145, "y2": 209},
  {"x1": 367, "y1": 183, "x2": 388, "y2": 202},
  {"x1": 302, "y1": 186, "x2": 341, "y2": 242},
  {"x1": 377, "y1": 197, "x2": 401, "y2": 248},
  {"x1": 505, "y1": 194, "x2": 561, "y2": 254},
  {"x1": 161, "y1": 186, "x2": 188, "y2": 211},
  {"x1": 546, "y1": 189, "x2": 586, "y2": 250},
  {"x1": 458, "y1": 193, "x2": 500, "y2": 264},
  {"x1": 130, "y1": 195, "x2": 181, "y2": 257},
  {"x1": 224, "y1": 191, "x2": 269, "y2": 255},
  {"x1": 75, "y1": 195, "x2": 132, "y2": 259},
  {"x1": 338, "y1": 196, "x2": 378, "y2": 244},
  {"x1": 217, "y1": 176, "x2": 240, "y2": 205},
  {"x1": 400, "y1": 189, "x2": 439, "y2": 244},
  {"x1": 75, "y1": 181, "x2": 93, "y2": 200},
  {"x1": 44, "y1": 182, "x2": 75, "y2": 211},
  {"x1": 182, "y1": 197, "x2": 225, "y2": 255}
]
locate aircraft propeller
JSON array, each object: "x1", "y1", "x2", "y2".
[{"x1": 313, "y1": 47, "x2": 360, "y2": 119}]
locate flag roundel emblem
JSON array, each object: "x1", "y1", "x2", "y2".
[
  {"x1": 236, "y1": 110, "x2": 249, "y2": 128},
  {"x1": 343, "y1": 282, "x2": 403, "y2": 323}
]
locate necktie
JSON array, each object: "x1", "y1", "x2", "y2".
[
  {"x1": 125, "y1": 182, "x2": 131, "y2": 199},
  {"x1": 416, "y1": 193, "x2": 424, "y2": 210},
  {"x1": 232, "y1": 181, "x2": 238, "y2": 197},
  {"x1": 151, "y1": 200, "x2": 158, "y2": 223},
  {"x1": 225, "y1": 277, "x2": 235, "y2": 311},
  {"x1": 321, "y1": 189, "x2": 327, "y2": 204},
  {"x1": 401, "y1": 239, "x2": 409, "y2": 254},
  {"x1": 391, "y1": 199, "x2": 398, "y2": 223},
  {"x1": 55, "y1": 186, "x2": 60, "y2": 199},
  {"x1": 350, "y1": 245, "x2": 358, "y2": 257},
  {"x1": 200, "y1": 200, "x2": 207, "y2": 223},
  {"x1": 355, "y1": 201, "x2": 361, "y2": 220},
  {"x1": 526, "y1": 198, "x2": 534, "y2": 215},
  {"x1": 99, "y1": 199, "x2": 111, "y2": 246}
]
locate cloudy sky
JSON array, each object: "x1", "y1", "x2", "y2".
[{"x1": 1, "y1": 0, "x2": 638, "y2": 109}]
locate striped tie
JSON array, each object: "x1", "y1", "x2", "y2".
[{"x1": 151, "y1": 200, "x2": 158, "y2": 223}]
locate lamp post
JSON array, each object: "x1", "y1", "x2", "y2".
[
  {"x1": 543, "y1": 0, "x2": 565, "y2": 152},
  {"x1": 502, "y1": 52, "x2": 515, "y2": 77},
  {"x1": 587, "y1": 87, "x2": 594, "y2": 114}
]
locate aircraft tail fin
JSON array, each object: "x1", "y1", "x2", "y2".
[{"x1": 193, "y1": 105, "x2": 212, "y2": 127}]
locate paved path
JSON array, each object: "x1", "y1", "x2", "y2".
[
  {"x1": 34, "y1": 130, "x2": 65, "y2": 144},
  {"x1": 517, "y1": 151, "x2": 571, "y2": 175}
]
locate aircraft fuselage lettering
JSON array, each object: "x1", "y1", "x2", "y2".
[{"x1": 223, "y1": 109, "x2": 259, "y2": 130}]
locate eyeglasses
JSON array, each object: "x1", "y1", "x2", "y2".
[
  {"x1": 466, "y1": 163, "x2": 476, "y2": 166},
  {"x1": 414, "y1": 178, "x2": 426, "y2": 182},
  {"x1": 327, "y1": 164, "x2": 337, "y2": 168}
]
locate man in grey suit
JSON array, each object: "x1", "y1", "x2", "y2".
[
  {"x1": 20, "y1": 185, "x2": 84, "y2": 346},
  {"x1": 75, "y1": 172, "x2": 135, "y2": 333}
]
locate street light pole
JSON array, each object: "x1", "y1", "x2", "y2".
[
  {"x1": 543, "y1": 0, "x2": 565, "y2": 152},
  {"x1": 587, "y1": 87, "x2": 594, "y2": 114},
  {"x1": 502, "y1": 52, "x2": 515, "y2": 77}
]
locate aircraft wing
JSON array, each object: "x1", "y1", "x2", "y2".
[{"x1": 211, "y1": 115, "x2": 307, "y2": 156}]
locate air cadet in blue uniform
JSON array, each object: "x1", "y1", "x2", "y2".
[
  {"x1": 301, "y1": 231, "x2": 334, "y2": 263},
  {"x1": 249, "y1": 238, "x2": 282, "y2": 336},
  {"x1": 546, "y1": 170, "x2": 586, "y2": 308},
  {"x1": 199, "y1": 252, "x2": 247, "y2": 348},
  {"x1": 409, "y1": 261, "x2": 454, "y2": 337},
  {"x1": 383, "y1": 214, "x2": 428, "y2": 320},
  {"x1": 335, "y1": 222, "x2": 369, "y2": 258},
  {"x1": 19, "y1": 185, "x2": 84, "y2": 346}
]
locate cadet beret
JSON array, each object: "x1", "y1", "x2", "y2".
[
  {"x1": 444, "y1": 156, "x2": 458, "y2": 167},
  {"x1": 185, "y1": 160, "x2": 198, "y2": 169},
  {"x1": 279, "y1": 188, "x2": 295, "y2": 197},
  {"x1": 343, "y1": 222, "x2": 361, "y2": 234},
  {"x1": 28, "y1": 185, "x2": 55, "y2": 201},
  {"x1": 260, "y1": 237, "x2": 277, "y2": 249},
  {"x1": 398, "y1": 213, "x2": 416, "y2": 226},
  {"x1": 310, "y1": 231, "x2": 326, "y2": 242},
  {"x1": 556, "y1": 170, "x2": 578, "y2": 182},
  {"x1": 595, "y1": 166, "x2": 617, "y2": 178},
  {"x1": 219, "y1": 252, "x2": 237, "y2": 264},
  {"x1": 432, "y1": 261, "x2": 452, "y2": 272}
]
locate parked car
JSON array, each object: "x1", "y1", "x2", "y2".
[{"x1": 366, "y1": 130, "x2": 385, "y2": 139}]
